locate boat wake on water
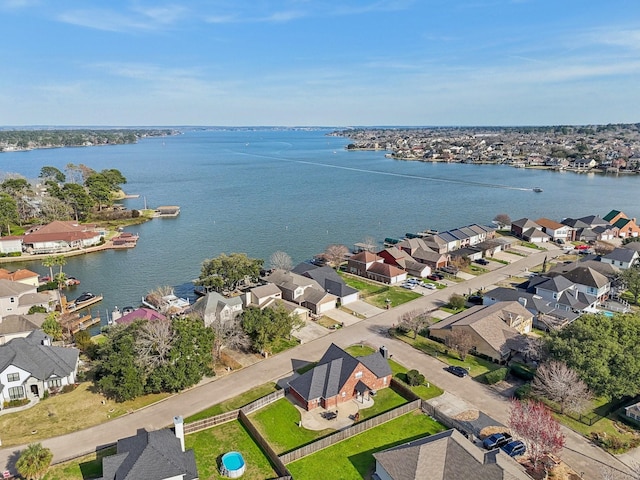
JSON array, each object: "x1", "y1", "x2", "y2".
[{"x1": 234, "y1": 150, "x2": 533, "y2": 191}]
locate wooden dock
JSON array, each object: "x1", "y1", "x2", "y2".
[
  {"x1": 59, "y1": 312, "x2": 101, "y2": 335},
  {"x1": 60, "y1": 294, "x2": 104, "y2": 314}
]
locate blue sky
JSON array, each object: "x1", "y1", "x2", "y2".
[{"x1": 1, "y1": 0, "x2": 639, "y2": 126}]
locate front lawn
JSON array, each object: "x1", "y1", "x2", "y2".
[
  {"x1": 186, "y1": 420, "x2": 278, "y2": 480},
  {"x1": 185, "y1": 382, "x2": 279, "y2": 422},
  {"x1": 389, "y1": 359, "x2": 444, "y2": 399},
  {"x1": 287, "y1": 410, "x2": 446, "y2": 480},
  {"x1": 0, "y1": 382, "x2": 170, "y2": 447},
  {"x1": 344, "y1": 344, "x2": 376, "y2": 357},
  {"x1": 249, "y1": 398, "x2": 333, "y2": 454},
  {"x1": 393, "y1": 331, "x2": 500, "y2": 377},
  {"x1": 44, "y1": 447, "x2": 116, "y2": 480},
  {"x1": 339, "y1": 274, "x2": 421, "y2": 308}
]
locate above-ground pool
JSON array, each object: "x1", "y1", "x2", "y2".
[{"x1": 220, "y1": 451, "x2": 246, "y2": 478}]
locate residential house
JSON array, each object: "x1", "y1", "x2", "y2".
[
  {"x1": 266, "y1": 269, "x2": 337, "y2": 314},
  {"x1": 292, "y1": 263, "x2": 359, "y2": 305},
  {"x1": 510, "y1": 218, "x2": 550, "y2": 243},
  {"x1": 0, "y1": 279, "x2": 51, "y2": 318},
  {"x1": 625, "y1": 402, "x2": 640, "y2": 424},
  {"x1": 526, "y1": 274, "x2": 599, "y2": 313},
  {"x1": 0, "y1": 236, "x2": 23, "y2": 255},
  {"x1": 373, "y1": 429, "x2": 531, "y2": 480},
  {"x1": 288, "y1": 343, "x2": 392, "y2": 411},
  {"x1": 0, "y1": 268, "x2": 39, "y2": 287},
  {"x1": 347, "y1": 251, "x2": 407, "y2": 285},
  {"x1": 377, "y1": 247, "x2": 431, "y2": 278},
  {"x1": 112, "y1": 307, "x2": 167, "y2": 325},
  {"x1": 0, "y1": 330, "x2": 79, "y2": 408},
  {"x1": 534, "y1": 218, "x2": 573, "y2": 242},
  {"x1": 603, "y1": 210, "x2": 640, "y2": 238},
  {"x1": 429, "y1": 301, "x2": 533, "y2": 362},
  {"x1": 21, "y1": 220, "x2": 105, "y2": 255},
  {"x1": 396, "y1": 239, "x2": 448, "y2": 270},
  {"x1": 546, "y1": 266, "x2": 611, "y2": 302},
  {"x1": 192, "y1": 291, "x2": 244, "y2": 328},
  {"x1": 0, "y1": 313, "x2": 46, "y2": 344},
  {"x1": 561, "y1": 215, "x2": 615, "y2": 242},
  {"x1": 601, "y1": 248, "x2": 639, "y2": 270},
  {"x1": 97, "y1": 417, "x2": 198, "y2": 480},
  {"x1": 244, "y1": 283, "x2": 282, "y2": 308}
]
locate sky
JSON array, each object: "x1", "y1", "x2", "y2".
[{"x1": 1, "y1": 0, "x2": 639, "y2": 127}]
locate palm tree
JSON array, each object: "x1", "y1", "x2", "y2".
[
  {"x1": 16, "y1": 443, "x2": 53, "y2": 480},
  {"x1": 54, "y1": 255, "x2": 67, "y2": 276},
  {"x1": 42, "y1": 256, "x2": 56, "y2": 281}
]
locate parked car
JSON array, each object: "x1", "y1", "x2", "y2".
[
  {"x1": 427, "y1": 274, "x2": 439, "y2": 281},
  {"x1": 445, "y1": 365, "x2": 468, "y2": 377},
  {"x1": 421, "y1": 282, "x2": 437, "y2": 289},
  {"x1": 474, "y1": 258, "x2": 489, "y2": 265},
  {"x1": 402, "y1": 283, "x2": 416, "y2": 290},
  {"x1": 501, "y1": 440, "x2": 526, "y2": 457},
  {"x1": 482, "y1": 433, "x2": 512, "y2": 450},
  {"x1": 406, "y1": 278, "x2": 419, "y2": 284}
]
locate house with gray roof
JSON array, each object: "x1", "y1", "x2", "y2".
[
  {"x1": 288, "y1": 343, "x2": 392, "y2": 411},
  {"x1": 546, "y1": 266, "x2": 611, "y2": 301},
  {"x1": 0, "y1": 330, "x2": 79, "y2": 408},
  {"x1": 292, "y1": 263, "x2": 359, "y2": 305},
  {"x1": 428, "y1": 302, "x2": 532, "y2": 362},
  {"x1": 192, "y1": 291, "x2": 243, "y2": 328},
  {"x1": 0, "y1": 313, "x2": 46, "y2": 344},
  {"x1": 98, "y1": 419, "x2": 198, "y2": 480},
  {"x1": 601, "y1": 247, "x2": 639, "y2": 270},
  {"x1": 373, "y1": 429, "x2": 531, "y2": 480},
  {"x1": 266, "y1": 269, "x2": 337, "y2": 314},
  {"x1": 0, "y1": 279, "x2": 52, "y2": 318}
]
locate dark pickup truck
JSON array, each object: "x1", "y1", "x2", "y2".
[{"x1": 482, "y1": 433, "x2": 512, "y2": 450}]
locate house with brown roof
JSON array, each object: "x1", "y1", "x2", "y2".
[
  {"x1": 347, "y1": 251, "x2": 407, "y2": 284},
  {"x1": 373, "y1": 429, "x2": 531, "y2": 480},
  {"x1": 0, "y1": 268, "x2": 39, "y2": 287},
  {"x1": 288, "y1": 343, "x2": 392, "y2": 410},
  {"x1": 510, "y1": 218, "x2": 550, "y2": 243},
  {"x1": 265, "y1": 269, "x2": 337, "y2": 314},
  {"x1": 534, "y1": 218, "x2": 573, "y2": 243},
  {"x1": 22, "y1": 220, "x2": 104, "y2": 254},
  {"x1": 377, "y1": 247, "x2": 431, "y2": 278},
  {"x1": 428, "y1": 302, "x2": 532, "y2": 362}
]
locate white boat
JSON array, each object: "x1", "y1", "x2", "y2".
[{"x1": 533, "y1": 187, "x2": 543, "y2": 192}]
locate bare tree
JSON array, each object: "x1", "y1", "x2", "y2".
[
  {"x1": 531, "y1": 361, "x2": 592, "y2": 414},
  {"x1": 398, "y1": 309, "x2": 432, "y2": 339},
  {"x1": 493, "y1": 213, "x2": 511, "y2": 229},
  {"x1": 39, "y1": 196, "x2": 73, "y2": 222},
  {"x1": 362, "y1": 236, "x2": 378, "y2": 252},
  {"x1": 324, "y1": 244, "x2": 349, "y2": 268},
  {"x1": 135, "y1": 319, "x2": 174, "y2": 373},
  {"x1": 269, "y1": 251, "x2": 293, "y2": 271},
  {"x1": 446, "y1": 329, "x2": 475, "y2": 360},
  {"x1": 450, "y1": 255, "x2": 470, "y2": 270},
  {"x1": 212, "y1": 317, "x2": 251, "y2": 362},
  {"x1": 594, "y1": 241, "x2": 615, "y2": 256},
  {"x1": 143, "y1": 286, "x2": 174, "y2": 313}
]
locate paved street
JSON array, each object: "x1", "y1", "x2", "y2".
[{"x1": 0, "y1": 243, "x2": 634, "y2": 479}]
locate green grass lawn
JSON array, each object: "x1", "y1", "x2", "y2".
[
  {"x1": 393, "y1": 331, "x2": 499, "y2": 377},
  {"x1": 344, "y1": 344, "x2": 376, "y2": 357},
  {"x1": 184, "y1": 383, "x2": 279, "y2": 422},
  {"x1": 185, "y1": 420, "x2": 278, "y2": 480},
  {"x1": 339, "y1": 274, "x2": 421, "y2": 308},
  {"x1": 287, "y1": 410, "x2": 446, "y2": 480},
  {"x1": 249, "y1": 398, "x2": 333, "y2": 454},
  {"x1": 357, "y1": 387, "x2": 409, "y2": 420},
  {"x1": 43, "y1": 447, "x2": 116, "y2": 480},
  {"x1": 389, "y1": 359, "x2": 444, "y2": 399}
]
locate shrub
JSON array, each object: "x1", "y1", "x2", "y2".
[
  {"x1": 484, "y1": 367, "x2": 509, "y2": 385},
  {"x1": 514, "y1": 384, "x2": 531, "y2": 400},
  {"x1": 4, "y1": 398, "x2": 29, "y2": 409},
  {"x1": 510, "y1": 363, "x2": 536, "y2": 380},
  {"x1": 448, "y1": 294, "x2": 466, "y2": 310},
  {"x1": 61, "y1": 384, "x2": 76, "y2": 394},
  {"x1": 8, "y1": 251, "x2": 21, "y2": 257},
  {"x1": 406, "y1": 369, "x2": 425, "y2": 386}
]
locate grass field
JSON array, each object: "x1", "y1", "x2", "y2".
[
  {"x1": 287, "y1": 410, "x2": 446, "y2": 479},
  {"x1": 186, "y1": 420, "x2": 278, "y2": 480},
  {"x1": 43, "y1": 447, "x2": 116, "y2": 480},
  {"x1": 184, "y1": 383, "x2": 279, "y2": 422},
  {"x1": 389, "y1": 359, "x2": 444, "y2": 399},
  {"x1": 339, "y1": 274, "x2": 421, "y2": 308},
  {"x1": 0, "y1": 382, "x2": 169, "y2": 447}
]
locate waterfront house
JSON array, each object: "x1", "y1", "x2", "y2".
[
  {"x1": 428, "y1": 301, "x2": 532, "y2": 362},
  {"x1": 510, "y1": 218, "x2": 550, "y2": 242},
  {"x1": 347, "y1": 251, "x2": 407, "y2": 285},
  {"x1": 0, "y1": 235, "x2": 23, "y2": 255},
  {"x1": 192, "y1": 291, "x2": 243, "y2": 328},
  {"x1": 377, "y1": 247, "x2": 432, "y2": 278},
  {"x1": 292, "y1": 263, "x2": 360, "y2": 305},
  {"x1": 601, "y1": 248, "x2": 639, "y2": 270},
  {"x1": 534, "y1": 218, "x2": 574, "y2": 242},
  {"x1": 21, "y1": 220, "x2": 104, "y2": 255},
  {"x1": 97, "y1": 418, "x2": 198, "y2": 480},
  {"x1": 0, "y1": 279, "x2": 51, "y2": 318},
  {"x1": 604, "y1": 210, "x2": 640, "y2": 238},
  {"x1": 397, "y1": 238, "x2": 449, "y2": 269},
  {"x1": 0, "y1": 313, "x2": 46, "y2": 345},
  {"x1": 546, "y1": 266, "x2": 611, "y2": 302},
  {"x1": 373, "y1": 429, "x2": 531, "y2": 480},
  {"x1": 244, "y1": 283, "x2": 282, "y2": 308},
  {"x1": 288, "y1": 343, "x2": 392, "y2": 411},
  {"x1": 113, "y1": 307, "x2": 167, "y2": 325},
  {"x1": 266, "y1": 269, "x2": 337, "y2": 314},
  {"x1": 0, "y1": 268, "x2": 39, "y2": 287},
  {"x1": 0, "y1": 330, "x2": 79, "y2": 409}
]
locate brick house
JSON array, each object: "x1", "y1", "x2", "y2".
[{"x1": 288, "y1": 343, "x2": 392, "y2": 411}]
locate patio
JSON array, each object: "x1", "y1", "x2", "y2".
[{"x1": 292, "y1": 396, "x2": 374, "y2": 431}]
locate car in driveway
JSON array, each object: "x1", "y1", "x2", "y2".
[
  {"x1": 474, "y1": 258, "x2": 489, "y2": 265},
  {"x1": 445, "y1": 365, "x2": 468, "y2": 377},
  {"x1": 501, "y1": 440, "x2": 526, "y2": 457},
  {"x1": 421, "y1": 282, "x2": 437, "y2": 289},
  {"x1": 482, "y1": 433, "x2": 512, "y2": 450},
  {"x1": 402, "y1": 282, "x2": 416, "y2": 290}
]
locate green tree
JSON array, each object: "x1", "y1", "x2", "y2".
[
  {"x1": 196, "y1": 253, "x2": 263, "y2": 293},
  {"x1": 85, "y1": 173, "x2": 113, "y2": 210},
  {"x1": 241, "y1": 304, "x2": 303, "y2": 354},
  {"x1": 406, "y1": 369, "x2": 425, "y2": 386},
  {"x1": 546, "y1": 313, "x2": 640, "y2": 399},
  {"x1": 16, "y1": 443, "x2": 53, "y2": 480},
  {"x1": 42, "y1": 256, "x2": 57, "y2": 281},
  {"x1": 448, "y1": 293, "x2": 466, "y2": 310},
  {"x1": 42, "y1": 312, "x2": 63, "y2": 341},
  {"x1": 40, "y1": 166, "x2": 66, "y2": 183},
  {"x1": 620, "y1": 266, "x2": 640, "y2": 304},
  {"x1": 0, "y1": 192, "x2": 18, "y2": 235},
  {"x1": 61, "y1": 183, "x2": 94, "y2": 221}
]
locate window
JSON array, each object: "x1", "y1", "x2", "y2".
[
  {"x1": 7, "y1": 372, "x2": 19, "y2": 382},
  {"x1": 49, "y1": 378, "x2": 62, "y2": 388},
  {"x1": 8, "y1": 386, "x2": 24, "y2": 400},
  {"x1": 355, "y1": 371, "x2": 363, "y2": 379}
]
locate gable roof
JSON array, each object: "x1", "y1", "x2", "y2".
[
  {"x1": 350, "y1": 251, "x2": 382, "y2": 263},
  {"x1": 534, "y1": 218, "x2": 566, "y2": 230},
  {"x1": 99, "y1": 428, "x2": 198, "y2": 480},
  {"x1": 0, "y1": 268, "x2": 39, "y2": 282},
  {"x1": 288, "y1": 343, "x2": 391, "y2": 402},
  {"x1": 603, "y1": 210, "x2": 623, "y2": 222},
  {"x1": 292, "y1": 263, "x2": 358, "y2": 298},
  {"x1": 0, "y1": 279, "x2": 35, "y2": 298},
  {"x1": 115, "y1": 308, "x2": 167, "y2": 325},
  {"x1": 373, "y1": 429, "x2": 530, "y2": 480},
  {"x1": 511, "y1": 218, "x2": 540, "y2": 229},
  {"x1": 0, "y1": 313, "x2": 46, "y2": 336},
  {"x1": 368, "y1": 262, "x2": 405, "y2": 278},
  {"x1": 548, "y1": 266, "x2": 610, "y2": 289},
  {"x1": 0, "y1": 330, "x2": 78, "y2": 380}
]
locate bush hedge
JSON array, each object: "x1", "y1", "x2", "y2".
[
  {"x1": 484, "y1": 367, "x2": 509, "y2": 385},
  {"x1": 509, "y1": 363, "x2": 536, "y2": 381}
]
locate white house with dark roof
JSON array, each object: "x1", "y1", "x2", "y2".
[
  {"x1": 601, "y1": 247, "x2": 639, "y2": 270},
  {"x1": 98, "y1": 417, "x2": 198, "y2": 480},
  {"x1": 266, "y1": 269, "x2": 337, "y2": 314},
  {"x1": 0, "y1": 330, "x2": 79, "y2": 408},
  {"x1": 0, "y1": 279, "x2": 51, "y2": 318},
  {"x1": 373, "y1": 429, "x2": 531, "y2": 480},
  {"x1": 292, "y1": 263, "x2": 359, "y2": 305},
  {"x1": 547, "y1": 266, "x2": 611, "y2": 301}
]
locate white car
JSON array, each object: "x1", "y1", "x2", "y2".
[
  {"x1": 422, "y1": 283, "x2": 437, "y2": 290},
  {"x1": 402, "y1": 282, "x2": 416, "y2": 290}
]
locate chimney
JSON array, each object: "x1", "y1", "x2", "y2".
[
  {"x1": 483, "y1": 450, "x2": 499, "y2": 465},
  {"x1": 174, "y1": 415, "x2": 185, "y2": 452},
  {"x1": 379, "y1": 346, "x2": 389, "y2": 359},
  {"x1": 518, "y1": 297, "x2": 527, "y2": 308}
]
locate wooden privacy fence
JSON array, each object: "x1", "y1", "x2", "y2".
[
  {"x1": 239, "y1": 409, "x2": 292, "y2": 479},
  {"x1": 183, "y1": 388, "x2": 285, "y2": 435},
  {"x1": 279, "y1": 399, "x2": 421, "y2": 464}
]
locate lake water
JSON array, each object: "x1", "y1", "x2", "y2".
[{"x1": 2, "y1": 128, "x2": 639, "y2": 325}]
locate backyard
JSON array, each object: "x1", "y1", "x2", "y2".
[
  {"x1": 287, "y1": 410, "x2": 446, "y2": 480},
  {"x1": 339, "y1": 273, "x2": 421, "y2": 308}
]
